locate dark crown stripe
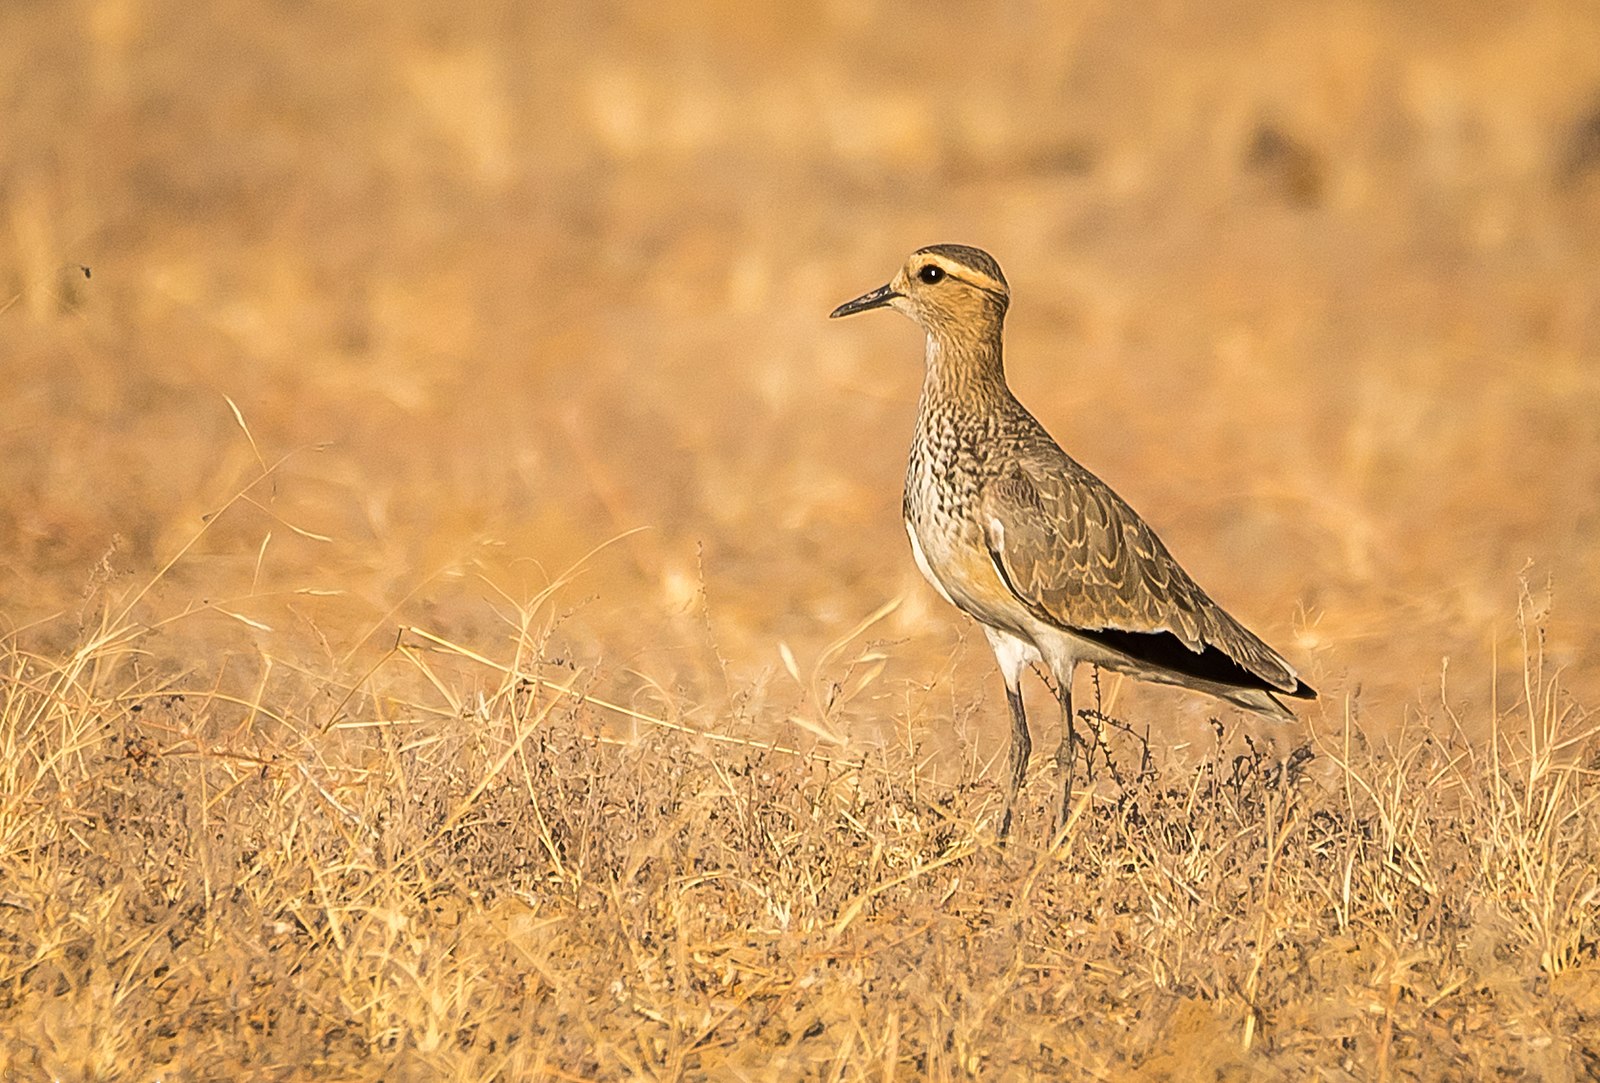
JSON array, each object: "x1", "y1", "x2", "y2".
[{"x1": 917, "y1": 244, "x2": 1008, "y2": 291}]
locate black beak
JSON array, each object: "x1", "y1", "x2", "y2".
[{"x1": 829, "y1": 283, "x2": 899, "y2": 319}]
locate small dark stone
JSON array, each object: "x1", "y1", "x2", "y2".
[
  {"x1": 1560, "y1": 95, "x2": 1600, "y2": 181},
  {"x1": 1244, "y1": 122, "x2": 1326, "y2": 207}
]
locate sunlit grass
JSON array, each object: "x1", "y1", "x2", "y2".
[
  {"x1": 1, "y1": 569, "x2": 1596, "y2": 1078},
  {"x1": 4, "y1": 0, "x2": 1600, "y2": 1076}
]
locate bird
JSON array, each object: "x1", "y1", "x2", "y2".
[{"x1": 830, "y1": 244, "x2": 1315, "y2": 839}]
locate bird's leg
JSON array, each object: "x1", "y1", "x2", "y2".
[
  {"x1": 1000, "y1": 682, "x2": 1032, "y2": 842},
  {"x1": 1053, "y1": 678, "x2": 1076, "y2": 834}
]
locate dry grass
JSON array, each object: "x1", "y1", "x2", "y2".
[
  {"x1": 4, "y1": 0, "x2": 1600, "y2": 1078},
  {"x1": 2, "y1": 584, "x2": 1597, "y2": 1079}
]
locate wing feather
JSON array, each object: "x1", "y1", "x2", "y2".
[{"x1": 980, "y1": 448, "x2": 1305, "y2": 695}]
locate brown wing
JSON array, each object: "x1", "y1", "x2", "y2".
[{"x1": 980, "y1": 450, "x2": 1308, "y2": 696}]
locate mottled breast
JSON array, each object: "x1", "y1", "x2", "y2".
[{"x1": 902, "y1": 416, "x2": 1019, "y2": 629}]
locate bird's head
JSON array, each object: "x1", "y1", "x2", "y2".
[{"x1": 829, "y1": 244, "x2": 1010, "y2": 338}]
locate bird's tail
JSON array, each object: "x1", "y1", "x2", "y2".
[{"x1": 1225, "y1": 686, "x2": 1299, "y2": 721}]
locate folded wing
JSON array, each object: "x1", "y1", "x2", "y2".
[{"x1": 980, "y1": 450, "x2": 1313, "y2": 699}]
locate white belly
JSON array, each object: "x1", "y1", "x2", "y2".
[
  {"x1": 903, "y1": 514, "x2": 1009, "y2": 625},
  {"x1": 905, "y1": 519, "x2": 957, "y2": 607},
  {"x1": 906, "y1": 514, "x2": 1084, "y2": 684}
]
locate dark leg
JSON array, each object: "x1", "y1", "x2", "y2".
[
  {"x1": 1053, "y1": 677, "x2": 1076, "y2": 833},
  {"x1": 999, "y1": 683, "x2": 1032, "y2": 841}
]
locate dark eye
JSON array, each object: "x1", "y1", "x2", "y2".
[{"x1": 917, "y1": 264, "x2": 945, "y2": 284}]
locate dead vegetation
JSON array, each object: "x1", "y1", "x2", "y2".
[
  {"x1": 0, "y1": 579, "x2": 1596, "y2": 1079},
  {"x1": 4, "y1": 0, "x2": 1600, "y2": 1078}
]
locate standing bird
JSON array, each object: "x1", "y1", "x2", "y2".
[{"x1": 830, "y1": 245, "x2": 1315, "y2": 838}]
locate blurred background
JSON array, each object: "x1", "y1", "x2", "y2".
[{"x1": 3, "y1": 0, "x2": 1598, "y2": 751}]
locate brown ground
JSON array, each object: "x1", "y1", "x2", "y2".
[{"x1": 3, "y1": 1, "x2": 1599, "y2": 1079}]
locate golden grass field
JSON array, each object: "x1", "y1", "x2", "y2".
[{"x1": 4, "y1": 1, "x2": 1600, "y2": 1078}]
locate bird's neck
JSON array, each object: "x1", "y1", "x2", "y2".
[{"x1": 919, "y1": 330, "x2": 1011, "y2": 415}]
